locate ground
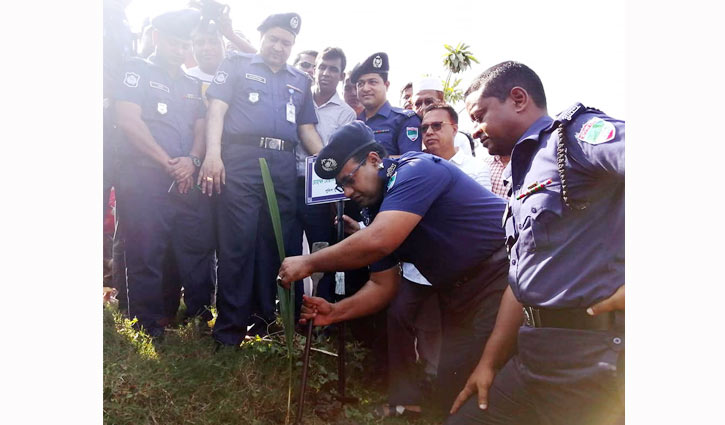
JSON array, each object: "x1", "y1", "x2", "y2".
[{"x1": 103, "y1": 303, "x2": 446, "y2": 425}]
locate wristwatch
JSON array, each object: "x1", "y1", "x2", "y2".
[{"x1": 189, "y1": 155, "x2": 202, "y2": 167}]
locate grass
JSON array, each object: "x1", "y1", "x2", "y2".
[{"x1": 103, "y1": 303, "x2": 445, "y2": 425}]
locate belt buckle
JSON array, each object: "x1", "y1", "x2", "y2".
[{"x1": 269, "y1": 138, "x2": 281, "y2": 150}]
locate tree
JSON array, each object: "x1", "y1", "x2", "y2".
[{"x1": 442, "y1": 42, "x2": 479, "y2": 105}]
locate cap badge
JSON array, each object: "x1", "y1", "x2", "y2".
[
  {"x1": 249, "y1": 92, "x2": 259, "y2": 103},
  {"x1": 290, "y1": 16, "x2": 299, "y2": 29},
  {"x1": 373, "y1": 55, "x2": 383, "y2": 69},
  {"x1": 321, "y1": 158, "x2": 337, "y2": 172}
]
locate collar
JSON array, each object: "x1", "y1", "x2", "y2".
[
  {"x1": 250, "y1": 54, "x2": 297, "y2": 75},
  {"x1": 148, "y1": 54, "x2": 183, "y2": 78},
  {"x1": 314, "y1": 91, "x2": 344, "y2": 109},
  {"x1": 449, "y1": 149, "x2": 469, "y2": 166},
  {"x1": 513, "y1": 115, "x2": 554, "y2": 148},
  {"x1": 359, "y1": 100, "x2": 392, "y2": 121}
]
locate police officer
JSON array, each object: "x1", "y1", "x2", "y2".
[
  {"x1": 200, "y1": 13, "x2": 324, "y2": 347},
  {"x1": 350, "y1": 52, "x2": 422, "y2": 157},
  {"x1": 447, "y1": 61, "x2": 625, "y2": 424},
  {"x1": 277, "y1": 120, "x2": 510, "y2": 413},
  {"x1": 114, "y1": 9, "x2": 216, "y2": 338}
]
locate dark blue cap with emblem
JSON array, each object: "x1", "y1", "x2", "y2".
[
  {"x1": 315, "y1": 121, "x2": 381, "y2": 179},
  {"x1": 257, "y1": 12, "x2": 302, "y2": 36},
  {"x1": 350, "y1": 52, "x2": 389, "y2": 84},
  {"x1": 151, "y1": 8, "x2": 201, "y2": 41}
]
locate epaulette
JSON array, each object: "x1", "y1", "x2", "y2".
[{"x1": 391, "y1": 106, "x2": 416, "y2": 118}]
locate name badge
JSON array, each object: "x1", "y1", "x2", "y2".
[{"x1": 286, "y1": 103, "x2": 296, "y2": 123}]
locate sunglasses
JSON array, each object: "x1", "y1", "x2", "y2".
[
  {"x1": 420, "y1": 121, "x2": 453, "y2": 133},
  {"x1": 334, "y1": 158, "x2": 366, "y2": 192},
  {"x1": 298, "y1": 61, "x2": 315, "y2": 70}
]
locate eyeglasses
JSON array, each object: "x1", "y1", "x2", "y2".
[
  {"x1": 420, "y1": 121, "x2": 453, "y2": 133},
  {"x1": 298, "y1": 61, "x2": 315, "y2": 70},
  {"x1": 334, "y1": 159, "x2": 366, "y2": 192}
]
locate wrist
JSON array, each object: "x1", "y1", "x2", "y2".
[{"x1": 189, "y1": 155, "x2": 202, "y2": 168}]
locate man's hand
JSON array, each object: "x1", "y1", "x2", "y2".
[
  {"x1": 299, "y1": 295, "x2": 335, "y2": 326},
  {"x1": 168, "y1": 157, "x2": 195, "y2": 183},
  {"x1": 334, "y1": 214, "x2": 361, "y2": 235},
  {"x1": 277, "y1": 255, "x2": 314, "y2": 288},
  {"x1": 177, "y1": 176, "x2": 194, "y2": 194},
  {"x1": 217, "y1": 9, "x2": 235, "y2": 40},
  {"x1": 197, "y1": 155, "x2": 225, "y2": 196},
  {"x1": 587, "y1": 285, "x2": 625, "y2": 316},
  {"x1": 449, "y1": 364, "x2": 497, "y2": 414}
]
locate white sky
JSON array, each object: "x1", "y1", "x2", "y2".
[{"x1": 126, "y1": 0, "x2": 626, "y2": 130}]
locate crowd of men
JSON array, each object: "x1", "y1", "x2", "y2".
[{"x1": 104, "y1": 3, "x2": 625, "y2": 424}]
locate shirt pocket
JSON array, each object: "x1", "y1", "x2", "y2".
[
  {"x1": 517, "y1": 187, "x2": 564, "y2": 253},
  {"x1": 240, "y1": 84, "x2": 270, "y2": 124},
  {"x1": 143, "y1": 86, "x2": 174, "y2": 123}
]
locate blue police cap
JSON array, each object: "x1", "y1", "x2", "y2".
[
  {"x1": 315, "y1": 121, "x2": 380, "y2": 179},
  {"x1": 257, "y1": 12, "x2": 301, "y2": 36},
  {"x1": 350, "y1": 52, "x2": 389, "y2": 84},
  {"x1": 151, "y1": 9, "x2": 201, "y2": 41}
]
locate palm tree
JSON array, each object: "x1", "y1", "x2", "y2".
[{"x1": 442, "y1": 42, "x2": 479, "y2": 104}]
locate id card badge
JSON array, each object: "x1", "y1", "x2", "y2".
[{"x1": 286, "y1": 102, "x2": 296, "y2": 124}]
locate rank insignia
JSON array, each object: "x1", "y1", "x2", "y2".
[
  {"x1": 249, "y1": 92, "x2": 259, "y2": 103},
  {"x1": 123, "y1": 72, "x2": 140, "y2": 88},
  {"x1": 385, "y1": 163, "x2": 397, "y2": 177},
  {"x1": 321, "y1": 158, "x2": 337, "y2": 172},
  {"x1": 213, "y1": 71, "x2": 228, "y2": 85},
  {"x1": 157, "y1": 102, "x2": 167, "y2": 115},
  {"x1": 406, "y1": 127, "x2": 419, "y2": 141},
  {"x1": 576, "y1": 117, "x2": 616, "y2": 145}
]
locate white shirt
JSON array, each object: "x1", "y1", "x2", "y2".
[
  {"x1": 454, "y1": 132, "x2": 473, "y2": 156},
  {"x1": 402, "y1": 150, "x2": 492, "y2": 285}
]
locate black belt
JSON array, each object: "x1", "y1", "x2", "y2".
[
  {"x1": 224, "y1": 134, "x2": 295, "y2": 152},
  {"x1": 522, "y1": 305, "x2": 617, "y2": 331}
]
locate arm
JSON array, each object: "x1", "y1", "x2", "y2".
[
  {"x1": 278, "y1": 210, "x2": 421, "y2": 285},
  {"x1": 449, "y1": 285, "x2": 523, "y2": 413},
  {"x1": 297, "y1": 123, "x2": 323, "y2": 155},
  {"x1": 115, "y1": 100, "x2": 173, "y2": 172},
  {"x1": 169, "y1": 118, "x2": 206, "y2": 194},
  {"x1": 197, "y1": 98, "x2": 229, "y2": 195},
  {"x1": 299, "y1": 266, "x2": 401, "y2": 326}
]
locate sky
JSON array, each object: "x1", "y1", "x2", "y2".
[{"x1": 125, "y1": 0, "x2": 627, "y2": 130}]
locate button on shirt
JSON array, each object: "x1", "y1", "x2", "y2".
[
  {"x1": 368, "y1": 152, "x2": 506, "y2": 287},
  {"x1": 296, "y1": 91, "x2": 356, "y2": 176},
  {"x1": 115, "y1": 56, "x2": 206, "y2": 159},
  {"x1": 503, "y1": 105, "x2": 624, "y2": 308},
  {"x1": 205, "y1": 53, "x2": 317, "y2": 143},
  {"x1": 359, "y1": 101, "x2": 422, "y2": 155}
]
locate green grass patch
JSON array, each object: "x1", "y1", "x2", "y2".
[{"x1": 103, "y1": 304, "x2": 444, "y2": 424}]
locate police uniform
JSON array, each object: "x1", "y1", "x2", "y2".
[
  {"x1": 114, "y1": 9, "x2": 215, "y2": 337},
  {"x1": 445, "y1": 104, "x2": 625, "y2": 425},
  {"x1": 350, "y1": 53, "x2": 422, "y2": 156},
  {"x1": 315, "y1": 122, "x2": 509, "y2": 411},
  {"x1": 206, "y1": 13, "x2": 318, "y2": 346}
]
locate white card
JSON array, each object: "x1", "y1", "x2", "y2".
[{"x1": 286, "y1": 103, "x2": 296, "y2": 124}]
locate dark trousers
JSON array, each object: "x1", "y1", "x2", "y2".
[
  {"x1": 116, "y1": 165, "x2": 215, "y2": 337},
  {"x1": 291, "y1": 177, "x2": 335, "y2": 317},
  {"x1": 386, "y1": 278, "x2": 441, "y2": 406},
  {"x1": 444, "y1": 321, "x2": 625, "y2": 425},
  {"x1": 213, "y1": 145, "x2": 297, "y2": 346},
  {"x1": 434, "y1": 255, "x2": 508, "y2": 412}
]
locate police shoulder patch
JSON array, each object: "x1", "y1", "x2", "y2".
[
  {"x1": 386, "y1": 172, "x2": 397, "y2": 191},
  {"x1": 123, "y1": 72, "x2": 140, "y2": 88},
  {"x1": 213, "y1": 71, "x2": 228, "y2": 85},
  {"x1": 576, "y1": 117, "x2": 616, "y2": 145},
  {"x1": 406, "y1": 127, "x2": 419, "y2": 142}
]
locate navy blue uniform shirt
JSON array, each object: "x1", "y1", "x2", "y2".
[
  {"x1": 206, "y1": 53, "x2": 317, "y2": 143},
  {"x1": 115, "y1": 55, "x2": 206, "y2": 159},
  {"x1": 358, "y1": 101, "x2": 422, "y2": 155},
  {"x1": 368, "y1": 152, "x2": 506, "y2": 286},
  {"x1": 503, "y1": 104, "x2": 625, "y2": 308}
]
